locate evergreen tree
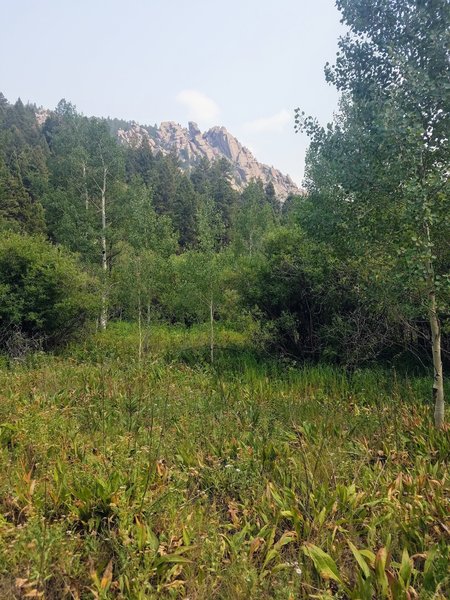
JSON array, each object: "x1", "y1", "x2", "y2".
[
  {"x1": 264, "y1": 181, "x2": 281, "y2": 217},
  {"x1": 125, "y1": 143, "x2": 155, "y2": 185},
  {"x1": 233, "y1": 180, "x2": 275, "y2": 255},
  {"x1": 173, "y1": 175, "x2": 198, "y2": 247}
]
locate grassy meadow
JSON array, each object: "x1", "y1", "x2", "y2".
[{"x1": 0, "y1": 324, "x2": 448, "y2": 599}]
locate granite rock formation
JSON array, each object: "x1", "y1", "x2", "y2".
[{"x1": 117, "y1": 120, "x2": 301, "y2": 199}]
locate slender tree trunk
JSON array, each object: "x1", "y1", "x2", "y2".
[
  {"x1": 425, "y1": 224, "x2": 445, "y2": 427},
  {"x1": 137, "y1": 258, "x2": 142, "y2": 362},
  {"x1": 138, "y1": 294, "x2": 143, "y2": 363},
  {"x1": 429, "y1": 289, "x2": 444, "y2": 427},
  {"x1": 210, "y1": 295, "x2": 214, "y2": 364},
  {"x1": 82, "y1": 162, "x2": 89, "y2": 210},
  {"x1": 100, "y1": 165, "x2": 108, "y2": 331}
]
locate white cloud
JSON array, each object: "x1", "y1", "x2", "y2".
[
  {"x1": 176, "y1": 89, "x2": 220, "y2": 124},
  {"x1": 244, "y1": 109, "x2": 291, "y2": 134}
]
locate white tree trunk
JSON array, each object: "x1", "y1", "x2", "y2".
[
  {"x1": 100, "y1": 165, "x2": 108, "y2": 331},
  {"x1": 137, "y1": 258, "x2": 142, "y2": 362},
  {"x1": 429, "y1": 289, "x2": 445, "y2": 428},
  {"x1": 82, "y1": 161, "x2": 89, "y2": 210},
  {"x1": 425, "y1": 224, "x2": 445, "y2": 427},
  {"x1": 210, "y1": 296, "x2": 214, "y2": 364},
  {"x1": 138, "y1": 294, "x2": 143, "y2": 363}
]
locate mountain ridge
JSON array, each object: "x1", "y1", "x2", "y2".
[{"x1": 116, "y1": 120, "x2": 301, "y2": 199}]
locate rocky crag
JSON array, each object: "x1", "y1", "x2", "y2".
[{"x1": 117, "y1": 120, "x2": 301, "y2": 199}]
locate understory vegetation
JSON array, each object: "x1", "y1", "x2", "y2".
[{"x1": 0, "y1": 325, "x2": 448, "y2": 599}]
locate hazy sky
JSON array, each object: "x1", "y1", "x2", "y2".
[{"x1": 0, "y1": 0, "x2": 346, "y2": 185}]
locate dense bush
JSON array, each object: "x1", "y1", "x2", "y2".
[
  {"x1": 0, "y1": 232, "x2": 97, "y2": 353},
  {"x1": 239, "y1": 226, "x2": 412, "y2": 367}
]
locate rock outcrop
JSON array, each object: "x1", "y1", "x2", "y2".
[{"x1": 117, "y1": 121, "x2": 301, "y2": 199}]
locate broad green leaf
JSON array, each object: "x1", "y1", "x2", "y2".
[
  {"x1": 274, "y1": 531, "x2": 297, "y2": 550},
  {"x1": 263, "y1": 548, "x2": 279, "y2": 569},
  {"x1": 147, "y1": 528, "x2": 159, "y2": 552},
  {"x1": 399, "y1": 548, "x2": 412, "y2": 586},
  {"x1": 348, "y1": 541, "x2": 371, "y2": 579},
  {"x1": 375, "y1": 547, "x2": 389, "y2": 597},
  {"x1": 302, "y1": 543, "x2": 343, "y2": 584},
  {"x1": 359, "y1": 549, "x2": 376, "y2": 566},
  {"x1": 155, "y1": 554, "x2": 192, "y2": 565}
]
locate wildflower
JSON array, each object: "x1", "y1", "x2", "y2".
[{"x1": 288, "y1": 561, "x2": 302, "y2": 577}]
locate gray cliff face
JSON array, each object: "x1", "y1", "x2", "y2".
[{"x1": 117, "y1": 121, "x2": 301, "y2": 199}]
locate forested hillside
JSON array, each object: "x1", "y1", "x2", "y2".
[
  {"x1": 0, "y1": 94, "x2": 285, "y2": 336},
  {"x1": 0, "y1": 89, "x2": 448, "y2": 373}
]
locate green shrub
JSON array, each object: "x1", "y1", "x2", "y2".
[{"x1": 0, "y1": 232, "x2": 97, "y2": 352}]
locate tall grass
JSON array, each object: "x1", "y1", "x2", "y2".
[{"x1": 0, "y1": 323, "x2": 448, "y2": 598}]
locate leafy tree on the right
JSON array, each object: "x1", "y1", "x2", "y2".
[{"x1": 297, "y1": 0, "x2": 449, "y2": 427}]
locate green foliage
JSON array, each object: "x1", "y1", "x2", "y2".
[
  {"x1": 161, "y1": 250, "x2": 232, "y2": 325},
  {"x1": 111, "y1": 244, "x2": 173, "y2": 322},
  {"x1": 0, "y1": 325, "x2": 448, "y2": 598},
  {"x1": 233, "y1": 180, "x2": 278, "y2": 256},
  {"x1": 0, "y1": 233, "x2": 97, "y2": 350},
  {"x1": 0, "y1": 92, "x2": 287, "y2": 347},
  {"x1": 237, "y1": 224, "x2": 404, "y2": 366},
  {"x1": 0, "y1": 5, "x2": 449, "y2": 596},
  {"x1": 44, "y1": 110, "x2": 126, "y2": 268},
  {"x1": 0, "y1": 96, "x2": 47, "y2": 234},
  {"x1": 294, "y1": 0, "x2": 449, "y2": 371},
  {"x1": 0, "y1": 83, "x2": 446, "y2": 369}
]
